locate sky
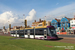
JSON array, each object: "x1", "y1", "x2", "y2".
[{"x1": 0, "y1": 0, "x2": 75, "y2": 29}]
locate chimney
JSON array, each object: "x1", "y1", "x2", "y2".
[
  {"x1": 34, "y1": 20, "x2": 36, "y2": 22},
  {"x1": 3, "y1": 26, "x2": 5, "y2": 30},
  {"x1": 65, "y1": 16, "x2": 67, "y2": 18},
  {"x1": 39, "y1": 19, "x2": 41, "y2": 22},
  {"x1": 9, "y1": 24, "x2": 11, "y2": 31}
]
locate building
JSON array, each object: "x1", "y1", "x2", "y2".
[
  {"x1": 51, "y1": 17, "x2": 73, "y2": 35},
  {"x1": 66, "y1": 17, "x2": 75, "y2": 35},
  {"x1": 0, "y1": 29, "x2": 3, "y2": 32},
  {"x1": 70, "y1": 18, "x2": 75, "y2": 29},
  {"x1": 32, "y1": 19, "x2": 44, "y2": 27},
  {"x1": 60, "y1": 17, "x2": 72, "y2": 30},
  {"x1": 13, "y1": 26, "x2": 21, "y2": 29},
  {"x1": 51, "y1": 18, "x2": 60, "y2": 29},
  {"x1": 32, "y1": 19, "x2": 51, "y2": 27},
  {"x1": 37, "y1": 21, "x2": 51, "y2": 27}
]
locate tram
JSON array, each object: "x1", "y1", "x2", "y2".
[{"x1": 10, "y1": 26, "x2": 58, "y2": 40}]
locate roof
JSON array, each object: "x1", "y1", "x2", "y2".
[
  {"x1": 65, "y1": 17, "x2": 72, "y2": 23},
  {"x1": 32, "y1": 20, "x2": 44, "y2": 24},
  {"x1": 55, "y1": 18, "x2": 60, "y2": 22}
]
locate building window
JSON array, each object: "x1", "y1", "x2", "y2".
[
  {"x1": 61, "y1": 22, "x2": 63, "y2": 24},
  {"x1": 61, "y1": 24, "x2": 64, "y2": 27},
  {"x1": 72, "y1": 25, "x2": 75, "y2": 27},
  {"x1": 65, "y1": 24, "x2": 68, "y2": 27},
  {"x1": 72, "y1": 21, "x2": 73, "y2": 23},
  {"x1": 38, "y1": 24, "x2": 42, "y2": 26}
]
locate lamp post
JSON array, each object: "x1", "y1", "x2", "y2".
[
  {"x1": 3, "y1": 23, "x2": 5, "y2": 32},
  {"x1": 23, "y1": 14, "x2": 25, "y2": 38},
  {"x1": 8, "y1": 21, "x2": 10, "y2": 31}
]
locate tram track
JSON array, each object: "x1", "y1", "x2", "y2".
[{"x1": 56, "y1": 37, "x2": 75, "y2": 44}]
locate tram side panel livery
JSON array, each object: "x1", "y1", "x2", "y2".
[{"x1": 10, "y1": 26, "x2": 58, "y2": 39}]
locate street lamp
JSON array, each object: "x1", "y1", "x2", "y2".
[
  {"x1": 8, "y1": 21, "x2": 11, "y2": 31},
  {"x1": 3, "y1": 23, "x2": 5, "y2": 32},
  {"x1": 23, "y1": 14, "x2": 25, "y2": 38}
]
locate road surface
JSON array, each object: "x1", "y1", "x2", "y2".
[{"x1": 58, "y1": 35, "x2": 75, "y2": 38}]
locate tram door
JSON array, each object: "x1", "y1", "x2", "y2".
[
  {"x1": 27, "y1": 30, "x2": 30, "y2": 38},
  {"x1": 44, "y1": 29, "x2": 47, "y2": 39}
]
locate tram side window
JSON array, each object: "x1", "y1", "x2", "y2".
[
  {"x1": 11, "y1": 31, "x2": 13, "y2": 34},
  {"x1": 25, "y1": 32, "x2": 27, "y2": 35},
  {"x1": 30, "y1": 33, "x2": 33, "y2": 35},
  {"x1": 35, "y1": 30, "x2": 39, "y2": 35},
  {"x1": 13, "y1": 31, "x2": 15, "y2": 34},
  {"x1": 35, "y1": 29, "x2": 44, "y2": 35},
  {"x1": 30, "y1": 30, "x2": 33, "y2": 32},
  {"x1": 30, "y1": 30, "x2": 34, "y2": 35},
  {"x1": 20, "y1": 30, "x2": 23, "y2": 34},
  {"x1": 25, "y1": 30, "x2": 27, "y2": 35},
  {"x1": 35, "y1": 30, "x2": 38, "y2": 35},
  {"x1": 39, "y1": 30, "x2": 43, "y2": 35},
  {"x1": 25, "y1": 30, "x2": 27, "y2": 33},
  {"x1": 17, "y1": 31, "x2": 19, "y2": 34}
]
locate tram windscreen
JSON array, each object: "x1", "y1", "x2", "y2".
[
  {"x1": 49, "y1": 27, "x2": 57, "y2": 37},
  {"x1": 50, "y1": 28, "x2": 55, "y2": 34}
]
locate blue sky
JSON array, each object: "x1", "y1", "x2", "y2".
[
  {"x1": 0, "y1": 0, "x2": 75, "y2": 16},
  {"x1": 0, "y1": 0, "x2": 75, "y2": 28}
]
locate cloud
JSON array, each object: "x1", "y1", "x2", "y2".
[
  {"x1": 0, "y1": 11, "x2": 24, "y2": 29},
  {"x1": 26, "y1": 9, "x2": 36, "y2": 21},
  {"x1": 0, "y1": 9, "x2": 37, "y2": 29},
  {"x1": 49, "y1": 3, "x2": 75, "y2": 15},
  {"x1": 46, "y1": 3, "x2": 75, "y2": 20},
  {"x1": 73, "y1": 12, "x2": 75, "y2": 16},
  {"x1": 0, "y1": 11, "x2": 15, "y2": 24},
  {"x1": 57, "y1": 14, "x2": 66, "y2": 18},
  {"x1": 25, "y1": 9, "x2": 39, "y2": 26}
]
